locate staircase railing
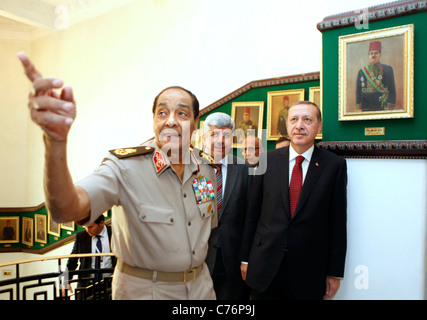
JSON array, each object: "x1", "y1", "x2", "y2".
[{"x1": 0, "y1": 253, "x2": 115, "y2": 300}]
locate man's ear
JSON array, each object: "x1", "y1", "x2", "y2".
[{"x1": 317, "y1": 121, "x2": 323, "y2": 135}]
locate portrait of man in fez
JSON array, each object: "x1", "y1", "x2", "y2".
[
  {"x1": 231, "y1": 101, "x2": 264, "y2": 147},
  {"x1": 267, "y1": 89, "x2": 304, "y2": 139},
  {"x1": 339, "y1": 24, "x2": 414, "y2": 121},
  {"x1": 355, "y1": 40, "x2": 396, "y2": 112}
]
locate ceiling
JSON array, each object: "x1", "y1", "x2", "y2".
[{"x1": 0, "y1": 0, "x2": 138, "y2": 35}]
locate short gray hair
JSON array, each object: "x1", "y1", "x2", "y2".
[{"x1": 203, "y1": 112, "x2": 235, "y2": 135}]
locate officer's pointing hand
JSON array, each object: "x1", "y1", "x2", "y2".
[{"x1": 17, "y1": 52, "x2": 76, "y2": 142}]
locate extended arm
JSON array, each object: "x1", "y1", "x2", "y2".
[{"x1": 18, "y1": 53, "x2": 90, "y2": 224}]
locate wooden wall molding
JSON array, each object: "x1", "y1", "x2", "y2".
[
  {"x1": 317, "y1": 140, "x2": 427, "y2": 159},
  {"x1": 200, "y1": 72, "x2": 320, "y2": 117},
  {"x1": 317, "y1": 0, "x2": 427, "y2": 32}
]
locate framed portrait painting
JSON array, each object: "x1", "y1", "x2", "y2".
[
  {"x1": 0, "y1": 216, "x2": 19, "y2": 243},
  {"x1": 61, "y1": 221, "x2": 75, "y2": 232},
  {"x1": 22, "y1": 217, "x2": 33, "y2": 247},
  {"x1": 231, "y1": 101, "x2": 264, "y2": 148},
  {"x1": 191, "y1": 120, "x2": 204, "y2": 150},
  {"x1": 267, "y1": 89, "x2": 304, "y2": 140},
  {"x1": 48, "y1": 212, "x2": 61, "y2": 237},
  {"x1": 35, "y1": 214, "x2": 47, "y2": 244},
  {"x1": 339, "y1": 24, "x2": 414, "y2": 121},
  {"x1": 309, "y1": 86, "x2": 322, "y2": 140}
]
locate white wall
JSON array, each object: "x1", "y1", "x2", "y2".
[
  {"x1": 0, "y1": 0, "x2": 387, "y2": 206},
  {"x1": 334, "y1": 159, "x2": 427, "y2": 300}
]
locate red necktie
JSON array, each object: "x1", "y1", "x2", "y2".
[
  {"x1": 215, "y1": 164, "x2": 223, "y2": 216},
  {"x1": 289, "y1": 155, "x2": 304, "y2": 217}
]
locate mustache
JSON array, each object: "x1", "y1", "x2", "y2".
[{"x1": 160, "y1": 129, "x2": 181, "y2": 136}]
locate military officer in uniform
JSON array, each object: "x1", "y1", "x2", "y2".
[
  {"x1": 18, "y1": 52, "x2": 217, "y2": 300},
  {"x1": 355, "y1": 41, "x2": 396, "y2": 111}
]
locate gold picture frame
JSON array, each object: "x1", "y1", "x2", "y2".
[
  {"x1": 22, "y1": 217, "x2": 33, "y2": 247},
  {"x1": 191, "y1": 120, "x2": 204, "y2": 150},
  {"x1": 231, "y1": 101, "x2": 264, "y2": 148},
  {"x1": 48, "y1": 211, "x2": 61, "y2": 237},
  {"x1": 0, "y1": 216, "x2": 19, "y2": 244},
  {"x1": 309, "y1": 86, "x2": 323, "y2": 140},
  {"x1": 267, "y1": 89, "x2": 305, "y2": 140},
  {"x1": 61, "y1": 221, "x2": 75, "y2": 231},
  {"x1": 35, "y1": 214, "x2": 47, "y2": 244},
  {"x1": 338, "y1": 24, "x2": 414, "y2": 121}
]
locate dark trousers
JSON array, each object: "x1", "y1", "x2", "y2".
[
  {"x1": 251, "y1": 254, "x2": 324, "y2": 300},
  {"x1": 212, "y1": 247, "x2": 250, "y2": 300}
]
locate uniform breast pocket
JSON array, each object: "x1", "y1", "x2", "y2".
[
  {"x1": 197, "y1": 200, "x2": 217, "y2": 228},
  {"x1": 138, "y1": 203, "x2": 178, "y2": 252},
  {"x1": 139, "y1": 203, "x2": 175, "y2": 224},
  {"x1": 197, "y1": 201, "x2": 215, "y2": 219}
]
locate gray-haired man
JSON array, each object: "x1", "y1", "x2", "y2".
[{"x1": 203, "y1": 113, "x2": 251, "y2": 300}]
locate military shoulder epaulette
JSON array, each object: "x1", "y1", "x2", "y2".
[
  {"x1": 189, "y1": 146, "x2": 216, "y2": 167},
  {"x1": 109, "y1": 146, "x2": 154, "y2": 159}
]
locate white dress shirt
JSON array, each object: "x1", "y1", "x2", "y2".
[
  {"x1": 91, "y1": 226, "x2": 113, "y2": 269},
  {"x1": 215, "y1": 156, "x2": 228, "y2": 199}
]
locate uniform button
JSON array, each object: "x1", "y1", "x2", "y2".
[
  {"x1": 183, "y1": 193, "x2": 187, "y2": 198},
  {"x1": 188, "y1": 221, "x2": 191, "y2": 226},
  {"x1": 192, "y1": 250, "x2": 195, "y2": 255},
  {"x1": 170, "y1": 218, "x2": 174, "y2": 223}
]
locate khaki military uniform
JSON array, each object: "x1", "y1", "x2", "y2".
[{"x1": 76, "y1": 139, "x2": 217, "y2": 299}]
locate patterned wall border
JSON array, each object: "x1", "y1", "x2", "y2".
[
  {"x1": 317, "y1": 140, "x2": 427, "y2": 159},
  {"x1": 317, "y1": 0, "x2": 427, "y2": 31},
  {"x1": 200, "y1": 72, "x2": 320, "y2": 117}
]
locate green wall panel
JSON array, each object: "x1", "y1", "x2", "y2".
[
  {"x1": 322, "y1": 11, "x2": 427, "y2": 141},
  {"x1": 200, "y1": 79, "x2": 320, "y2": 154}
]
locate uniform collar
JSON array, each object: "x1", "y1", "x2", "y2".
[{"x1": 148, "y1": 140, "x2": 198, "y2": 176}]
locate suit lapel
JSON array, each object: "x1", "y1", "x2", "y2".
[
  {"x1": 221, "y1": 155, "x2": 238, "y2": 215},
  {"x1": 278, "y1": 147, "x2": 291, "y2": 218},
  {"x1": 292, "y1": 147, "x2": 324, "y2": 218}
]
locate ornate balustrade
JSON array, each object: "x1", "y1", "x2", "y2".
[{"x1": 0, "y1": 253, "x2": 115, "y2": 300}]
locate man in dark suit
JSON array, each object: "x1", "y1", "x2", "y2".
[
  {"x1": 66, "y1": 215, "x2": 115, "y2": 290},
  {"x1": 203, "y1": 112, "x2": 251, "y2": 300},
  {"x1": 240, "y1": 101, "x2": 347, "y2": 300}
]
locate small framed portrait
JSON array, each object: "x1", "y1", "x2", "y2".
[
  {"x1": 309, "y1": 86, "x2": 323, "y2": 140},
  {"x1": 61, "y1": 221, "x2": 75, "y2": 231},
  {"x1": 22, "y1": 217, "x2": 33, "y2": 247},
  {"x1": 48, "y1": 212, "x2": 61, "y2": 237},
  {"x1": 231, "y1": 101, "x2": 264, "y2": 148},
  {"x1": 191, "y1": 120, "x2": 204, "y2": 150},
  {"x1": 35, "y1": 214, "x2": 47, "y2": 244},
  {"x1": 0, "y1": 216, "x2": 19, "y2": 243},
  {"x1": 267, "y1": 89, "x2": 305, "y2": 140},
  {"x1": 339, "y1": 24, "x2": 414, "y2": 121}
]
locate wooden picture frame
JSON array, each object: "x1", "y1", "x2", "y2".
[
  {"x1": 309, "y1": 86, "x2": 323, "y2": 140},
  {"x1": 231, "y1": 101, "x2": 264, "y2": 148},
  {"x1": 338, "y1": 24, "x2": 414, "y2": 121},
  {"x1": 35, "y1": 214, "x2": 47, "y2": 244},
  {"x1": 48, "y1": 212, "x2": 61, "y2": 237},
  {"x1": 22, "y1": 217, "x2": 33, "y2": 247},
  {"x1": 0, "y1": 216, "x2": 19, "y2": 243},
  {"x1": 267, "y1": 89, "x2": 305, "y2": 140}
]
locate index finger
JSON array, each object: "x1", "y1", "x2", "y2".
[{"x1": 17, "y1": 52, "x2": 42, "y2": 83}]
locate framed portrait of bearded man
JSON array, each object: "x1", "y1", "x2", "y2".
[{"x1": 338, "y1": 24, "x2": 414, "y2": 121}]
